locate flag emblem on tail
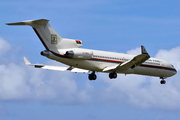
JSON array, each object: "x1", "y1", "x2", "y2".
[
  {"x1": 51, "y1": 34, "x2": 57, "y2": 44},
  {"x1": 76, "y1": 40, "x2": 82, "y2": 44}
]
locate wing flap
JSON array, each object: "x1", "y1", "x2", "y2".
[
  {"x1": 71, "y1": 68, "x2": 89, "y2": 73},
  {"x1": 39, "y1": 65, "x2": 68, "y2": 71},
  {"x1": 103, "y1": 64, "x2": 120, "y2": 72}
]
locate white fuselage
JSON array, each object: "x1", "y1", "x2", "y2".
[
  {"x1": 46, "y1": 48, "x2": 177, "y2": 78},
  {"x1": 7, "y1": 19, "x2": 177, "y2": 83}
]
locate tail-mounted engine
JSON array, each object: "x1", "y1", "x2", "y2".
[
  {"x1": 41, "y1": 50, "x2": 50, "y2": 57},
  {"x1": 65, "y1": 49, "x2": 93, "y2": 59}
]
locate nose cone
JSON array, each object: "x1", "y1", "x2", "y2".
[
  {"x1": 170, "y1": 66, "x2": 177, "y2": 76},
  {"x1": 167, "y1": 63, "x2": 177, "y2": 76},
  {"x1": 167, "y1": 67, "x2": 177, "y2": 77},
  {"x1": 174, "y1": 68, "x2": 177, "y2": 75}
]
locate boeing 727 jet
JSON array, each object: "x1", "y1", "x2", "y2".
[{"x1": 6, "y1": 19, "x2": 177, "y2": 84}]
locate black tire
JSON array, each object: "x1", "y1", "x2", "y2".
[
  {"x1": 109, "y1": 72, "x2": 117, "y2": 79},
  {"x1": 109, "y1": 73, "x2": 113, "y2": 79},
  {"x1": 160, "y1": 80, "x2": 166, "y2": 84},
  {"x1": 88, "y1": 75, "x2": 93, "y2": 80},
  {"x1": 92, "y1": 74, "x2": 97, "y2": 80},
  {"x1": 113, "y1": 72, "x2": 117, "y2": 78},
  {"x1": 88, "y1": 74, "x2": 97, "y2": 80}
]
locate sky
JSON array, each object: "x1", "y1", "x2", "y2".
[{"x1": 1, "y1": 0, "x2": 180, "y2": 120}]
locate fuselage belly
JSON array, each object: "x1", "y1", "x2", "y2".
[{"x1": 48, "y1": 49, "x2": 176, "y2": 78}]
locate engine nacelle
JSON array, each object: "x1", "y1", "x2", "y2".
[
  {"x1": 65, "y1": 49, "x2": 93, "y2": 59},
  {"x1": 41, "y1": 50, "x2": 50, "y2": 57}
]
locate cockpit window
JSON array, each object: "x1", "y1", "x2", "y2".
[{"x1": 171, "y1": 65, "x2": 174, "y2": 68}]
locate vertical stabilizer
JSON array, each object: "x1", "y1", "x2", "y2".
[
  {"x1": 6, "y1": 19, "x2": 82, "y2": 52},
  {"x1": 32, "y1": 22, "x2": 63, "y2": 51}
]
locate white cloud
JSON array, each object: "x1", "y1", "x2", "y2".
[
  {"x1": 98, "y1": 46, "x2": 180, "y2": 110},
  {"x1": 0, "y1": 64, "x2": 92, "y2": 103},
  {"x1": 0, "y1": 62, "x2": 91, "y2": 103},
  {"x1": 0, "y1": 63, "x2": 30, "y2": 100},
  {"x1": 127, "y1": 47, "x2": 141, "y2": 55},
  {"x1": 0, "y1": 38, "x2": 91, "y2": 104},
  {"x1": 155, "y1": 47, "x2": 180, "y2": 70},
  {"x1": 0, "y1": 38, "x2": 11, "y2": 56},
  {"x1": 99, "y1": 72, "x2": 180, "y2": 110},
  {"x1": 1, "y1": 37, "x2": 180, "y2": 111}
]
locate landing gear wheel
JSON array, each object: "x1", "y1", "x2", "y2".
[
  {"x1": 109, "y1": 72, "x2": 117, "y2": 79},
  {"x1": 160, "y1": 80, "x2": 166, "y2": 84},
  {"x1": 88, "y1": 72, "x2": 97, "y2": 80},
  {"x1": 88, "y1": 75, "x2": 93, "y2": 80}
]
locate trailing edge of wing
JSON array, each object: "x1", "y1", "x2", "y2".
[
  {"x1": 23, "y1": 57, "x2": 89, "y2": 73},
  {"x1": 71, "y1": 68, "x2": 89, "y2": 73},
  {"x1": 102, "y1": 64, "x2": 120, "y2": 72}
]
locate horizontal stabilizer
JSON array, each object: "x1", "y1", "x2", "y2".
[
  {"x1": 23, "y1": 57, "x2": 89, "y2": 73},
  {"x1": 6, "y1": 19, "x2": 49, "y2": 26},
  {"x1": 6, "y1": 22, "x2": 27, "y2": 26}
]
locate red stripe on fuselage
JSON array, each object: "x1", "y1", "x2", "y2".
[
  {"x1": 90, "y1": 58, "x2": 176, "y2": 72},
  {"x1": 91, "y1": 58, "x2": 123, "y2": 63},
  {"x1": 32, "y1": 28, "x2": 176, "y2": 72}
]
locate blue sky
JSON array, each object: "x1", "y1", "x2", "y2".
[{"x1": 1, "y1": 0, "x2": 180, "y2": 120}]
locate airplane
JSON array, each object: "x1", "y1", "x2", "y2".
[{"x1": 6, "y1": 19, "x2": 177, "y2": 84}]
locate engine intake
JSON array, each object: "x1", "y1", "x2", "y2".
[
  {"x1": 41, "y1": 50, "x2": 50, "y2": 57},
  {"x1": 65, "y1": 50, "x2": 74, "y2": 58}
]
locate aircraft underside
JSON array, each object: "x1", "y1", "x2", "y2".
[
  {"x1": 48, "y1": 52, "x2": 176, "y2": 84},
  {"x1": 6, "y1": 19, "x2": 177, "y2": 85}
]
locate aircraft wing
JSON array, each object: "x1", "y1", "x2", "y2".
[
  {"x1": 102, "y1": 64, "x2": 120, "y2": 72},
  {"x1": 118, "y1": 45, "x2": 150, "y2": 70},
  {"x1": 23, "y1": 57, "x2": 89, "y2": 73},
  {"x1": 102, "y1": 45, "x2": 150, "y2": 72}
]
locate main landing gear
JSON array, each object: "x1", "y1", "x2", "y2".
[
  {"x1": 109, "y1": 72, "x2": 117, "y2": 79},
  {"x1": 88, "y1": 71, "x2": 118, "y2": 80},
  {"x1": 88, "y1": 72, "x2": 166, "y2": 84},
  {"x1": 160, "y1": 77, "x2": 166, "y2": 84},
  {"x1": 88, "y1": 72, "x2": 97, "y2": 80}
]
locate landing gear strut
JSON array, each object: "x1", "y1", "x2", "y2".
[
  {"x1": 88, "y1": 72, "x2": 97, "y2": 80},
  {"x1": 109, "y1": 72, "x2": 117, "y2": 79},
  {"x1": 160, "y1": 77, "x2": 166, "y2": 84}
]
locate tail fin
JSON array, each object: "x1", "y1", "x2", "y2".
[{"x1": 6, "y1": 19, "x2": 82, "y2": 51}]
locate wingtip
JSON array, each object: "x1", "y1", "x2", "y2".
[
  {"x1": 141, "y1": 45, "x2": 148, "y2": 54},
  {"x1": 23, "y1": 57, "x2": 31, "y2": 65}
]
